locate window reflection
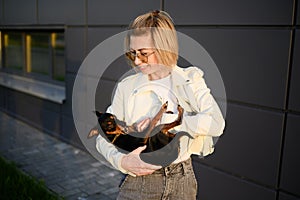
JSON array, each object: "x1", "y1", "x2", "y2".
[
  {"x1": 52, "y1": 33, "x2": 65, "y2": 81},
  {"x1": 3, "y1": 33, "x2": 24, "y2": 71},
  {"x1": 30, "y1": 33, "x2": 50, "y2": 76}
]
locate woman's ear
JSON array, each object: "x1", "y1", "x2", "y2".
[{"x1": 93, "y1": 110, "x2": 103, "y2": 117}]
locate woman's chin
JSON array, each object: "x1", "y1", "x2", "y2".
[{"x1": 138, "y1": 66, "x2": 150, "y2": 74}]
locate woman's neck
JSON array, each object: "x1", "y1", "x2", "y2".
[{"x1": 148, "y1": 69, "x2": 171, "y2": 81}]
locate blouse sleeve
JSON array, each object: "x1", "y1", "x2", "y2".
[
  {"x1": 95, "y1": 83, "x2": 132, "y2": 175},
  {"x1": 162, "y1": 67, "x2": 225, "y2": 138}
]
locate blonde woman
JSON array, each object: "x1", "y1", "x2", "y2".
[{"x1": 96, "y1": 10, "x2": 225, "y2": 200}]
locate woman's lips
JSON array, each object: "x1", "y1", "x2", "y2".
[{"x1": 138, "y1": 64, "x2": 149, "y2": 71}]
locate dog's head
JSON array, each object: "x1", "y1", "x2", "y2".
[{"x1": 88, "y1": 111, "x2": 127, "y2": 138}]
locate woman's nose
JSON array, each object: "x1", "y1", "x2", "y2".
[{"x1": 134, "y1": 56, "x2": 142, "y2": 66}]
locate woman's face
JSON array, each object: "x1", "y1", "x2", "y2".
[{"x1": 129, "y1": 34, "x2": 170, "y2": 80}]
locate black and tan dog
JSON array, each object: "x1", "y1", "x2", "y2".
[{"x1": 88, "y1": 102, "x2": 192, "y2": 166}]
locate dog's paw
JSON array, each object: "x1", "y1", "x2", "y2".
[
  {"x1": 177, "y1": 104, "x2": 184, "y2": 113},
  {"x1": 162, "y1": 101, "x2": 168, "y2": 109}
]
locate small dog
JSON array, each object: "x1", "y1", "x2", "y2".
[{"x1": 88, "y1": 102, "x2": 192, "y2": 166}]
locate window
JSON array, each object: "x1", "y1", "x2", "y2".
[
  {"x1": 1, "y1": 30, "x2": 65, "y2": 83},
  {"x1": 0, "y1": 30, "x2": 66, "y2": 103},
  {"x1": 3, "y1": 32, "x2": 24, "y2": 71}
]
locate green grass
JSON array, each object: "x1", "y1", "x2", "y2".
[{"x1": 0, "y1": 156, "x2": 64, "y2": 200}]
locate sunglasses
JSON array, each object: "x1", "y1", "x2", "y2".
[{"x1": 125, "y1": 49, "x2": 155, "y2": 63}]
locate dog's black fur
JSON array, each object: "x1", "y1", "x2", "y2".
[{"x1": 88, "y1": 102, "x2": 192, "y2": 166}]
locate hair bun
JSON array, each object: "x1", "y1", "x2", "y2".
[{"x1": 152, "y1": 10, "x2": 160, "y2": 17}]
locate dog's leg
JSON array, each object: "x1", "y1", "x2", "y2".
[
  {"x1": 160, "y1": 104, "x2": 184, "y2": 137},
  {"x1": 143, "y1": 101, "x2": 168, "y2": 144}
]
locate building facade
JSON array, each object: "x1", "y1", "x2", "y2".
[{"x1": 0, "y1": 0, "x2": 299, "y2": 199}]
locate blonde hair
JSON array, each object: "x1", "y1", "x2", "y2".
[{"x1": 125, "y1": 10, "x2": 178, "y2": 67}]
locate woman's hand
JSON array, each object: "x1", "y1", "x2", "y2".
[{"x1": 121, "y1": 145, "x2": 161, "y2": 176}]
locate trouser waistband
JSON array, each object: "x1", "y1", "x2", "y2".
[
  {"x1": 153, "y1": 158, "x2": 192, "y2": 176},
  {"x1": 119, "y1": 158, "x2": 193, "y2": 187}
]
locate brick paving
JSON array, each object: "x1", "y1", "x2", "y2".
[{"x1": 0, "y1": 111, "x2": 123, "y2": 200}]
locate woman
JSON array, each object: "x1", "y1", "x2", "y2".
[{"x1": 96, "y1": 10, "x2": 225, "y2": 200}]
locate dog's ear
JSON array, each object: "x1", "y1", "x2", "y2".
[
  {"x1": 88, "y1": 127, "x2": 99, "y2": 138},
  {"x1": 93, "y1": 111, "x2": 103, "y2": 117}
]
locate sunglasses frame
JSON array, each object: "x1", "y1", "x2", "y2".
[{"x1": 125, "y1": 49, "x2": 156, "y2": 63}]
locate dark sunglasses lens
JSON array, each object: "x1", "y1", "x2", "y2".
[
  {"x1": 125, "y1": 51, "x2": 148, "y2": 63},
  {"x1": 139, "y1": 55, "x2": 147, "y2": 62}
]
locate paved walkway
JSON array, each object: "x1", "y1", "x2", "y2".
[{"x1": 0, "y1": 111, "x2": 123, "y2": 200}]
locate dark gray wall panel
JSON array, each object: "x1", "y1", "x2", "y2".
[
  {"x1": 100, "y1": 55, "x2": 130, "y2": 82},
  {"x1": 279, "y1": 192, "x2": 300, "y2": 200},
  {"x1": 288, "y1": 31, "x2": 300, "y2": 112},
  {"x1": 280, "y1": 114, "x2": 300, "y2": 196},
  {"x1": 0, "y1": 87, "x2": 5, "y2": 109},
  {"x1": 95, "y1": 79, "x2": 117, "y2": 112},
  {"x1": 38, "y1": 0, "x2": 85, "y2": 25},
  {"x1": 61, "y1": 115, "x2": 82, "y2": 148},
  {"x1": 6, "y1": 90, "x2": 61, "y2": 134},
  {"x1": 88, "y1": 0, "x2": 160, "y2": 25},
  {"x1": 62, "y1": 73, "x2": 96, "y2": 148},
  {"x1": 62, "y1": 73, "x2": 75, "y2": 117},
  {"x1": 178, "y1": 28, "x2": 290, "y2": 109},
  {"x1": 87, "y1": 27, "x2": 130, "y2": 85},
  {"x1": 197, "y1": 103, "x2": 283, "y2": 187},
  {"x1": 62, "y1": 73, "x2": 101, "y2": 123},
  {"x1": 3, "y1": 0, "x2": 37, "y2": 24},
  {"x1": 193, "y1": 162, "x2": 276, "y2": 200},
  {"x1": 6, "y1": 89, "x2": 60, "y2": 113},
  {"x1": 3, "y1": 0, "x2": 86, "y2": 25},
  {"x1": 165, "y1": 0, "x2": 293, "y2": 25},
  {"x1": 0, "y1": 0, "x2": 3, "y2": 24},
  {"x1": 67, "y1": 74, "x2": 104, "y2": 137},
  {"x1": 66, "y1": 27, "x2": 86, "y2": 73},
  {"x1": 37, "y1": 108, "x2": 61, "y2": 135},
  {"x1": 87, "y1": 27, "x2": 125, "y2": 53},
  {"x1": 297, "y1": 2, "x2": 300, "y2": 25}
]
